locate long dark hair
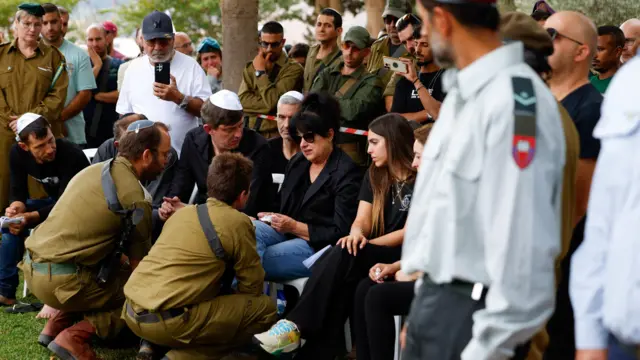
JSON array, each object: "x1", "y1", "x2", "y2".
[{"x1": 368, "y1": 114, "x2": 416, "y2": 236}]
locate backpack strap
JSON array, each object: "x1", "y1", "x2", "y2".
[
  {"x1": 196, "y1": 204, "x2": 226, "y2": 260},
  {"x1": 101, "y1": 159, "x2": 144, "y2": 223}
]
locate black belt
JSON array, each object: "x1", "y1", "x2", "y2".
[
  {"x1": 125, "y1": 302, "x2": 188, "y2": 324},
  {"x1": 424, "y1": 275, "x2": 489, "y2": 301}
]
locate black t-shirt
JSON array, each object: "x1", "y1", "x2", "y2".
[
  {"x1": 358, "y1": 170, "x2": 415, "y2": 238},
  {"x1": 391, "y1": 70, "x2": 446, "y2": 123},
  {"x1": 9, "y1": 139, "x2": 90, "y2": 222},
  {"x1": 84, "y1": 57, "x2": 124, "y2": 149},
  {"x1": 560, "y1": 83, "x2": 603, "y2": 159},
  {"x1": 268, "y1": 137, "x2": 290, "y2": 175}
]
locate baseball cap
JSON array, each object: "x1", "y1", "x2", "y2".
[
  {"x1": 209, "y1": 90, "x2": 243, "y2": 111},
  {"x1": 17, "y1": 3, "x2": 44, "y2": 17},
  {"x1": 142, "y1": 10, "x2": 174, "y2": 41},
  {"x1": 500, "y1": 12, "x2": 554, "y2": 56},
  {"x1": 343, "y1": 26, "x2": 372, "y2": 49},
  {"x1": 103, "y1": 20, "x2": 118, "y2": 33},
  {"x1": 197, "y1": 37, "x2": 221, "y2": 53},
  {"x1": 382, "y1": 0, "x2": 411, "y2": 20}
]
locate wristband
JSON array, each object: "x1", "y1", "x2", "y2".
[{"x1": 413, "y1": 78, "x2": 421, "y2": 85}]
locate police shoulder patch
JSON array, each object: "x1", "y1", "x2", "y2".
[{"x1": 511, "y1": 77, "x2": 537, "y2": 170}]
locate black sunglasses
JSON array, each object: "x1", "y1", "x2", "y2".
[
  {"x1": 384, "y1": 16, "x2": 398, "y2": 25},
  {"x1": 546, "y1": 28, "x2": 584, "y2": 46},
  {"x1": 260, "y1": 40, "x2": 283, "y2": 49},
  {"x1": 297, "y1": 132, "x2": 316, "y2": 144}
]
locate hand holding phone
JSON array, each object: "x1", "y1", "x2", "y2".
[{"x1": 383, "y1": 56, "x2": 409, "y2": 73}]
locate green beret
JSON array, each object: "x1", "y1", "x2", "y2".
[{"x1": 18, "y1": 3, "x2": 45, "y2": 17}]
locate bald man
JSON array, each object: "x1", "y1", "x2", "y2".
[
  {"x1": 174, "y1": 32, "x2": 194, "y2": 56},
  {"x1": 544, "y1": 11, "x2": 604, "y2": 360},
  {"x1": 620, "y1": 18, "x2": 640, "y2": 63}
]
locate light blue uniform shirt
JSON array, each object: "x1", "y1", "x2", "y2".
[
  {"x1": 570, "y1": 56, "x2": 640, "y2": 349},
  {"x1": 58, "y1": 39, "x2": 96, "y2": 145}
]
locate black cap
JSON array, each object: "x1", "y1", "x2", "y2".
[
  {"x1": 18, "y1": 3, "x2": 45, "y2": 17},
  {"x1": 142, "y1": 10, "x2": 174, "y2": 41}
]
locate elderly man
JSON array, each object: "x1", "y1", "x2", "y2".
[
  {"x1": 116, "y1": 10, "x2": 211, "y2": 155},
  {"x1": 0, "y1": 3, "x2": 68, "y2": 211},
  {"x1": 620, "y1": 18, "x2": 640, "y2": 64},
  {"x1": 174, "y1": 31, "x2": 194, "y2": 56},
  {"x1": 269, "y1": 91, "x2": 303, "y2": 174}
]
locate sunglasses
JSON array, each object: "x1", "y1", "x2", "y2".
[
  {"x1": 297, "y1": 132, "x2": 316, "y2": 144},
  {"x1": 546, "y1": 28, "x2": 584, "y2": 46},
  {"x1": 384, "y1": 16, "x2": 398, "y2": 25},
  {"x1": 260, "y1": 40, "x2": 283, "y2": 49}
]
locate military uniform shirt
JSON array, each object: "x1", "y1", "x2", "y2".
[
  {"x1": 366, "y1": 36, "x2": 409, "y2": 87},
  {"x1": 401, "y1": 42, "x2": 566, "y2": 360},
  {"x1": 125, "y1": 198, "x2": 264, "y2": 311},
  {"x1": 303, "y1": 43, "x2": 342, "y2": 92},
  {"x1": 26, "y1": 156, "x2": 152, "y2": 266}
]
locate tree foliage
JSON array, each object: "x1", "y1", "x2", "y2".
[
  {"x1": 0, "y1": 0, "x2": 79, "y2": 38},
  {"x1": 509, "y1": 0, "x2": 639, "y2": 26}
]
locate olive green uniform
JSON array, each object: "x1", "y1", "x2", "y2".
[
  {"x1": 0, "y1": 39, "x2": 68, "y2": 210},
  {"x1": 311, "y1": 61, "x2": 384, "y2": 165},
  {"x1": 238, "y1": 52, "x2": 303, "y2": 138},
  {"x1": 366, "y1": 36, "x2": 410, "y2": 88},
  {"x1": 123, "y1": 198, "x2": 276, "y2": 360},
  {"x1": 303, "y1": 43, "x2": 342, "y2": 93},
  {"x1": 22, "y1": 157, "x2": 152, "y2": 339}
]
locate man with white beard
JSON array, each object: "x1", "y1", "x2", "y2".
[
  {"x1": 116, "y1": 10, "x2": 211, "y2": 155},
  {"x1": 399, "y1": 0, "x2": 566, "y2": 359}
]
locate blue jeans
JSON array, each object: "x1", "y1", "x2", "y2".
[
  {"x1": 252, "y1": 220, "x2": 314, "y2": 281},
  {"x1": 608, "y1": 334, "x2": 638, "y2": 360},
  {"x1": 0, "y1": 199, "x2": 53, "y2": 299}
]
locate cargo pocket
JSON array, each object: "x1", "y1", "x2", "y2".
[
  {"x1": 443, "y1": 135, "x2": 482, "y2": 220},
  {"x1": 53, "y1": 274, "x2": 82, "y2": 306},
  {"x1": 0, "y1": 67, "x2": 12, "y2": 111}
]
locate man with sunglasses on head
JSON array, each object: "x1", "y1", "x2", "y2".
[
  {"x1": 311, "y1": 26, "x2": 384, "y2": 166},
  {"x1": 543, "y1": 11, "x2": 603, "y2": 360},
  {"x1": 116, "y1": 11, "x2": 211, "y2": 157},
  {"x1": 239, "y1": 21, "x2": 304, "y2": 139},
  {"x1": 367, "y1": 0, "x2": 412, "y2": 87},
  {"x1": 590, "y1": 26, "x2": 624, "y2": 94}
]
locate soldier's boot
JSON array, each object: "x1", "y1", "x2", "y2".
[
  {"x1": 38, "y1": 310, "x2": 78, "y2": 348},
  {"x1": 47, "y1": 320, "x2": 98, "y2": 360}
]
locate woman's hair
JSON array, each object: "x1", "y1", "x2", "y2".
[
  {"x1": 413, "y1": 123, "x2": 433, "y2": 145},
  {"x1": 368, "y1": 114, "x2": 416, "y2": 237},
  {"x1": 290, "y1": 92, "x2": 341, "y2": 140}
]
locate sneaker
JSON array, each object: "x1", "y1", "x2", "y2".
[{"x1": 253, "y1": 319, "x2": 301, "y2": 355}]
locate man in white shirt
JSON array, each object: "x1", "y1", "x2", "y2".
[
  {"x1": 401, "y1": 0, "x2": 566, "y2": 359},
  {"x1": 116, "y1": 10, "x2": 211, "y2": 155}
]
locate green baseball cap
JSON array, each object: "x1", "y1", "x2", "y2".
[
  {"x1": 343, "y1": 26, "x2": 372, "y2": 49},
  {"x1": 382, "y1": 0, "x2": 411, "y2": 20},
  {"x1": 17, "y1": 3, "x2": 45, "y2": 17}
]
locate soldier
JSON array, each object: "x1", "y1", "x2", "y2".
[
  {"x1": 21, "y1": 120, "x2": 171, "y2": 360},
  {"x1": 367, "y1": 0, "x2": 413, "y2": 86},
  {"x1": 239, "y1": 21, "x2": 304, "y2": 139},
  {"x1": 400, "y1": 1, "x2": 566, "y2": 360},
  {"x1": 0, "y1": 3, "x2": 68, "y2": 211},
  {"x1": 311, "y1": 26, "x2": 384, "y2": 166},
  {"x1": 303, "y1": 8, "x2": 343, "y2": 92},
  {"x1": 123, "y1": 152, "x2": 276, "y2": 360}
]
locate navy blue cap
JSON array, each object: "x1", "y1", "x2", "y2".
[{"x1": 142, "y1": 11, "x2": 174, "y2": 41}]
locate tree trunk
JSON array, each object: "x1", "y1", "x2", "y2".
[
  {"x1": 221, "y1": 0, "x2": 259, "y2": 93},
  {"x1": 365, "y1": 0, "x2": 385, "y2": 39},
  {"x1": 328, "y1": 0, "x2": 344, "y2": 13},
  {"x1": 315, "y1": 0, "x2": 329, "y2": 14}
]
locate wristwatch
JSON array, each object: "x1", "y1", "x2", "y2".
[
  {"x1": 179, "y1": 95, "x2": 191, "y2": 110},
  {"x1": 255, "y1": 70, "x2": 266, "y2": 78}
]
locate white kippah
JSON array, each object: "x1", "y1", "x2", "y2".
[
  {"x1": 16, "y1": 113, "x2": 43, "y2": 135},
  {"x1": 209, "y1": 89, "x2": 243, "y2": 111},
  {"x1": 281, "y1": 90, "x2": 304, "y2": 101}
]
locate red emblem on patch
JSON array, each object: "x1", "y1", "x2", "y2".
[{"x1": 512, "y1": 135, "x2": 536, "y2": 169}]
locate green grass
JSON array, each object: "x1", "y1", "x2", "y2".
[{"x1": 0, "y1": 272, "x2": 137, "y2": 360}]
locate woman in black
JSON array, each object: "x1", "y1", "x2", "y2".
[
  {"x1": 254, "y1": 93, "x2": 361, "y2": 281},
  {"x1": 254, "y1": 113, "x2": 417, "y2": 359}
]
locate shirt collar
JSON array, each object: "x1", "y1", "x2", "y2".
[
  {"x1": 321, "y1": 44, "x2": 341, "y2": 65},
  {"x1": 442, "y1": 42, "x2": 524, "y2": 100},
  {"x1": 8, "y1": 38, "x2": 45, "y2": 55},
  {"x1": 275, "y1": 51, "x2": 288, "y2": 67},
  {"x1": 331, "y1": 61, "x2": 365, "y2": 79}
]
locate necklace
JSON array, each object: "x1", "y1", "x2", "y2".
[
  {"x1": 392, "y1": 180, "x2": 406, "y2": 205},
  {"x1": 426, "y1": 69, "x2": 444, "y2": 91}
]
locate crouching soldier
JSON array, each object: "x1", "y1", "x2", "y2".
[
  {"x1": 21, "y1": 120, "x2": 171, "y2": 359},
  {"x1": 123, "y1": 152, "x2": 277, "y2": 360}
]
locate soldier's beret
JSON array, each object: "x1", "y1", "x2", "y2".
[{"x1": 17, "y1": 3, "x2": 45, "y2": 17}]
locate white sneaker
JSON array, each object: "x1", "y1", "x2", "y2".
[{"x1": 253, "y1": 319, "x2": 302, "y2": 355}]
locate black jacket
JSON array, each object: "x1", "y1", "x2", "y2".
[
  {"x1": 92, "y1": 138, "x2": 179, "y2": 209},
  {"x1": 279, "y1": 148, "x2": 362, "y2": 251},
  {"x1": 169, "y1": 127, "x2": 273, "y2": 216}
]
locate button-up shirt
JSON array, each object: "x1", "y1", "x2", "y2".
[
  {"x1": 401, "y1": 42, "x2": 566, "y2": 360},
  {"x1": 570, "y1": 56, "x2": 640, "y2": 349}
]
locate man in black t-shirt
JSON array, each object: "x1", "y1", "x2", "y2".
[
  {"x1": 391, "y1": 32, "x2": 446, "y2": 123},
  {"x1": 0, "y1": 114, "x2": 89, "y2": 305}
]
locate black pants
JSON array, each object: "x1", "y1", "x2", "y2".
[
  {"x1": 354, "y1": 279, "x2": 415, "y2": 360},
  {"x1": 403, "y1": 279, "x2": 531, "y2": 360},
  {"x1": 287, "y1": 244, "x2": 401, "y2": 360}
]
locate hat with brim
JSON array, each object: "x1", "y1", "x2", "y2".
[
  {"x1": 343, "y1": 26, "x2": 372, "y2": 50},
  {"x1": 500, "y1": 12, "x2": 554, "y2": 56},
  {"x1": 209, "y1": 90, "x2": 243, "y2": 111},
  {"x1": 142, "y1": 10, "x2": 174, "y2": 41},
  {"x1": 17, "y1": 3, "x2": 45, "y2": 17}
]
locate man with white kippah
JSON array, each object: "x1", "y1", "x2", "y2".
[
  {"x1": 115, "y1": 10, "x2": 212, "y2": 155},
  {"x1": 0, "y1": 113, "x2": 88, "y2": 307},
  {"x1": 269, "y1": 91, "x2": 304, "y2": 174},
  {"x1": 161, "y1": 90, "x2": 274, "y2": 219}
]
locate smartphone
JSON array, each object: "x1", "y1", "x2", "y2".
[
  {"x1": 383, "y1": 56, "x2": 409, "y2": 73},
  {"x1": 154, "y1": 62, "x2": 171, "y2": 84}
]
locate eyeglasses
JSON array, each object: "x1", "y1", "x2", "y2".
[
  {"x1": 20, "y1": 21, "x2": 42, "y2": 30},
  {"x1": 546, "y1": 28, "x2": 584, "y2": 46},
  {"x1": 384, "y1": 16, "x2": 398, "y2": 25},
  {"x1": 176, "y1": 42, "x2": 192, "y2": 49},
  {"x1": 625, "y1": 37, "x2": 637, "y2": 46},
  {"x1": 260, "y1": 40, "x2": 283, "y2": 49},
  {"x1": 297, "y1": 132, "x2": 316, "y2": 144}
]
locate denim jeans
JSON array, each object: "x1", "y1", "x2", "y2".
[
  {"x1": 252, "y1": 220, "x2": 314, "y2": 281},
  {"x1": 608, "y1": 334, "x2": 639, "y2": 360},
  {"x1": 0, "y1": 199, "x2": 53, "y2": 299}
]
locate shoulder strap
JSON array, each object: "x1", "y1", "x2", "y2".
[
  {"x1": 315, "y1": 50, "x2": 342, "y2": 79},
  {"x1": 335, "y1": 77, "x2": 359, "y2": 98},
  {"x1": 196, "y1": 204, "x2": 226, "y2": 260},
  {"x1": 101, "y1": 159, "x2": 144, "y2": 224},
  {"x1": 511, "y1": 77, "x2": 537, "y2": 170}
]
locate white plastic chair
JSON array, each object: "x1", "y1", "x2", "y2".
[{"x1": 82, "y1": 148, "x2": 97, "y2": 162}]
